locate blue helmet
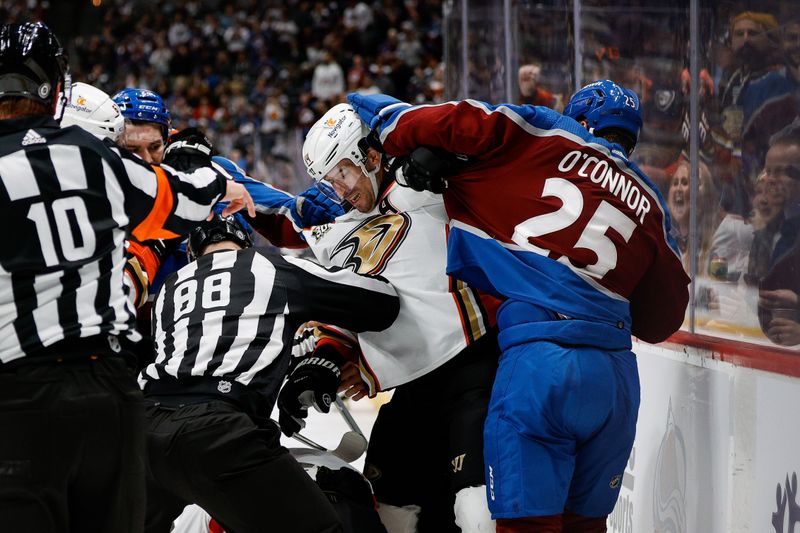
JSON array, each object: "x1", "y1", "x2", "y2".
[
  {"x1": 563, "y1": 80, "x2": 642, "y2": 143},
  {"x1": 112, "y1": 88, "x2": 171, "y2": 131}
]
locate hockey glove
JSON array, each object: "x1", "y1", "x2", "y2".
[
  {"x1": 292, "y1": 186, "x2": 346, "y2": 228},
  {"x1": 278, "y1": 345, "x2": 344, "y2": 437},
  {"x1": 144, "y1": 237, "x2": 183, "y2": 263},
  {"x1": 396, "y1": 146, "x2": 470, "y2": 194},
  {"x1": 163, "y1": 127, "x2": 214, "y2": 171}
]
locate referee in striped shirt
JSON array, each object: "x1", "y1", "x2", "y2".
[
  {"x1": 0, "y1": 22, "x2": 254, "y2": 533},
  {"x1": 140, "y1": 214, "x2": 399, "y2": 533}
]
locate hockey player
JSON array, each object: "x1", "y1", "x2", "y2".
[
  {"x1": 113, "y1": 87, "x2": 171, "y2": 164},
  {"x1": 59, "y1": 81, "x2": 125, "y2": 141},
  {"x1": 56, "y1": 80, "x2": 163, "y2": 308},
  {"x1": 274, "y1": 103, "x2": 501, "y2": 533},
  {"x1": 139, "y1": 213, "x2": 400, "y2": 533},
  {"x1": 347, "y1": 82, "x2": 691, "y2": 532}
]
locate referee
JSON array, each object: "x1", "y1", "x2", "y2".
[
  {"x1": 140, "y1": 214, "x2": 399, "y2": 533},
  {"x1": 0, "y1": 22, "x2": 254, "y2": 533}
]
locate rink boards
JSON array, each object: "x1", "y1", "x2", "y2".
[{"x1": 608, "y1": 340, "x2": 800, "y2": 533}]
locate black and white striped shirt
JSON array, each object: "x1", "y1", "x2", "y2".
[
  {"x1": 141, "y1": 247, "x2": 398, "y2": 414},
  {"x1": 0, "y1": 116, "x2": 227, "y2": 366}
]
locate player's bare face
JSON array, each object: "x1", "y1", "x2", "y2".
[
  {"x1": 120, "y1": 123, "x2": 165, "y2": 164},
  {"x1": 325, "y1": 160, "x2": 376, "y2": 213}
]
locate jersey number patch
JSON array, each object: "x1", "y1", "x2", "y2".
[
  {"x1": 27, "y1": 196, "x2": 97, "y2": 266},
  {"x1": 511, "y1": 177, "x2": 637, "y2": 279},
  {"x1": 173, "y1": 272, "x2": 232, "y2": 320}
]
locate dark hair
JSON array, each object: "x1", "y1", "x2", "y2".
[
  {"x1": 768, "y1": 118, "x2": 800, "y2": 149},
  {"x1": 597, "y1": 127, "x2": 636, "y2": 155}
]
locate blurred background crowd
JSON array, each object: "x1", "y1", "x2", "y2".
[
  {"x1": 2, "y1": 0, "x2": 444, "y2": 191},
  {"x1": 489, "y1": 1, "x2": 800, "y2": 349}
]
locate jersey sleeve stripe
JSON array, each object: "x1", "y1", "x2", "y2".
[
  {"x1": 0, "y1": 150, "x2": 40, "y2": 200},
  {"x1": 122, "y1": 157, "x2": 158, "y2": 197},
  {"x1": 174, "y1": 192, "x2": 214, "y2": 222}
]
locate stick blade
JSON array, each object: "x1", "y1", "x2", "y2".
[{"x1": 331, "y1": 430, "x2": 368, "y2": 463}]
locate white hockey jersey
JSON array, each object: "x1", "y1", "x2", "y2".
[{"x1": 302, "y1": 182, "x2": 495, "y2": 392}]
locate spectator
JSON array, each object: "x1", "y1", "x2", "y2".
[
  {"x1": 716, "y1": 11, "x2": 797, "y2": 205},
  {"x1": 666, "y1": 158, "x2": 721, "y2": 272},
  {"x1": 27, "y1": 1, "x2": 443, "y2": 187},
  {"x1": 518, "y1": 63, "x2": 557, "y2": 108},
  {"x1": 783, "y1": 20, "x2": 800, "y2": 87},
  {"x1": 764, "y1": 120, "x2": 800, "y2": 270},
  {"x1": 746, "y1": 171, "x2": 786, "y2": 285},
  {"x1": 312, "y1": 51, "x2": 345, "y2": 105},
  {"x1": 748, "y1": 120, "x2": 800, "y2": 346}
]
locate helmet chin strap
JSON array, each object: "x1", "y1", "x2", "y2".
[
  {"x1": 358, "y1": 152, "x2": 382, "y2": 204},
  {"x1": 366, "y1": 166, "x2": 380, "y2": 200}
]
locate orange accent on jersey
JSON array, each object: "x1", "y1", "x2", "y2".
[
  {"x1": 127, "y1": 240, "x2": 161, "y2": 281},
  {"x1": 131, "y1": 165, "x2": 180, "y2": 242}
]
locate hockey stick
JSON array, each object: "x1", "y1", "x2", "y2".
[
  {"x1": 286, "y1": 395, "x2": 368, "y2": 463},
  {"x1": 290, "y1": 430, "x2": 367, "y2": 464},
  {"x1": 334, "y1": 395, "x2": 366, "y2": 439}
]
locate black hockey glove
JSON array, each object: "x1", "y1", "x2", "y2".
[
  {"x1": 163, "y1": 127, "x2": 214, "y2": 171},
  {"x1": 278, "y1": 345, "x2": 344, "y2": 437},
  {"x1": 144, "y1": 237, "x2": 183, "y2": 262},
  {"x1": 396, "y1": 146, "x2": 470, "y2": 194}
]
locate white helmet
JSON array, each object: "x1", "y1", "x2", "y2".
[
  {"x1": 302, "y1": 103, "x2": 380, "y2": 204},
  {"x1": 57, "y1": 82, "x2": 125, "y2": 141}
]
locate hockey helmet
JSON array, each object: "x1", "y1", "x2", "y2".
[
  {"x1": 302, "y1": 103, "x2": 376, "y2": 204},
  {"x1": 563, "y1": 79, "x2": 643, "y2": 143},
  {"x1": 112, "y1": 87, "x2": 171, "y2": 137},
  {"x1": 0, "y1": 22, "x2": 70, "y2": 108},
  {"x1": 58, "y1": 82, "x2": 125, "y2": 141},
  {"x1": 186, "y1": 213, "x2": 253, "y2": 262}
]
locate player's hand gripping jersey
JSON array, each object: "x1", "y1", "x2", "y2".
[
  {"x1": 349, "y1": 93, "x2": 690, "y2": 344},
  {"x1": 302, "y1": 183, "x2": 497, "y2": 393}
]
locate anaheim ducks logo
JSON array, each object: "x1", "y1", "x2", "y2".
[{"x1": 330, "y1": 213, "x2": 411, "y2": 275}]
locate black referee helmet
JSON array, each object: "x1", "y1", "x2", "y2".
[
  {"x1": 187, "y1": 213, "x2": 253, "y2": 262},
  {"x1": 0, "y1": 21, "x2": 69, "y2": 107}
]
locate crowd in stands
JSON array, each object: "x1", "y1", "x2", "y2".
[
  {"x1": 4, "y1": 0, "x2": 445, "y2": 191},
  {"x1": 627, "y1": 9, "x2": 800, "y2": 348},
  {"x1": 518, "y1": 7, "x2": 800, "y2": 348}
]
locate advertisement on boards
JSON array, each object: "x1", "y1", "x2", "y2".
[
  {"x1": 753, "y1": 375, "x2": 800, "y2": 533},
  {"x1": 609, "y1": 345, "x2": 733, "y2": 533}
]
